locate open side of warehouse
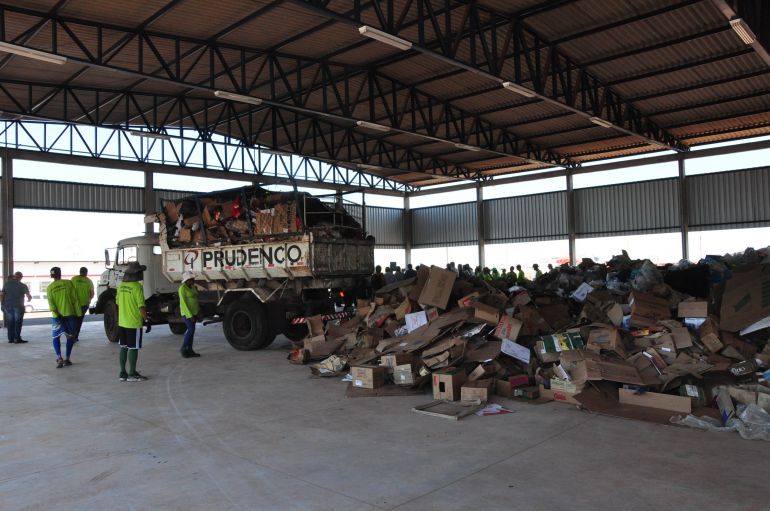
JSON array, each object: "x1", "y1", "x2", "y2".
[{"x1": 2, "y1": 1, "x2": 770, "y2": 510}]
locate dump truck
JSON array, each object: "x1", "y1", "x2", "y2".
[{"x1": 91, "y1": 186, "x2": 374, "y2": 350}]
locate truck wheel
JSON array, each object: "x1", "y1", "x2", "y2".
[
  {"x1": 169, "y1": 322, "x2": 187, "y2": 335},
  {"x1": 103, "y1": 300, "x2": 120, "y2": 343},
  {"x1": 223, "y1": 298, "x2": 274, "y2": 351}
]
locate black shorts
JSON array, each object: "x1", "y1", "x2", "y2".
[{"x1": 118, "y1": 327, "x2": 143, "y2": 350}]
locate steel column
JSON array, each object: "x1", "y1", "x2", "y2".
[
  {"x1": 678, "y1": 157, "x2": 689, "y2": 261},
  {"x1": 1, "y1": 154, "x2": 13, "y2": 278},
  {"x1": 144, "y1": 171, "x2": 154, "y2": 234},
  {"x1": 404, "y1": 195, "x2": 412, "y2": 266},
  {"x1": 566, "y1": 170, "x2": 576, "y2": 265},
  {"x1": 476, "y1": 184, "x2": 485, "y2": 268}
]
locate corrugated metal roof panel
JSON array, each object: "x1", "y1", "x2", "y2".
[
  {"x1": 412, "y1": 202, "x2": 477, "y2": 247},
  {"x1": 688, "y1": 166, "x2": 770, "y2": 229},
  {"x1": 575, "y1": 178, "x2": 680, "y2": 236},
  {"x1": 485, "y1": 191, "x2": 567, "y2": 242}
]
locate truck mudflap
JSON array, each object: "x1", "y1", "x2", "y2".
[{"x1": 290, "y1": 311, "x2": 353, "y2": 325}]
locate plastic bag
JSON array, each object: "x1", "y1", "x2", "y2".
[{"x1": 671, "y1": 404, "x2": 770, "y2": 441}]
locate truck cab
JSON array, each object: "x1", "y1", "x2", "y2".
[{"x1": 92, "y1": 234, "x2": 182, "y2": 341}]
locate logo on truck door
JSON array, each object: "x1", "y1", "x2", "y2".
[
  {"x1": 183, "y1": 251, "x2": 199, "y2": 268},
  {"x1": 201, "y1": 244, "x2": 304, "y2": 268}
]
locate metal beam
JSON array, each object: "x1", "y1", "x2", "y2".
[
  {"x1": 144, "y1": 171, "x2": 154, "y2": 235},
  {"x1": 1, "y1": 154, "x2": 13, "y2": 278},
  {"x1": 678, "y1": 156, "x2": 689, "y2": 260},
  {"x1": 476, "y1": 183, "x2": 485, "y2": 267},
  {"x1": 566, "y1": 169, "x2": 576, "y2": 265}
]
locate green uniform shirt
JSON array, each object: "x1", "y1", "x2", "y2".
[
  {"x1": 47, "y1": 279, "x2": 79, "y2": 318},
  {"x1": 535, "y1": 270, "x2": 543, "y2": 279},
  {"x1": 517, "y1": 270, "x2": 525, "y2": 283},
  {"x1": 117, "y1": 281, "x2": 145, "y2": 329},
  {"x1": 178, "y1": 283, "x2": 199, "y2": 318},
  {"x1": 70, "y1": 276, "x2": 94, "y2": 308}
]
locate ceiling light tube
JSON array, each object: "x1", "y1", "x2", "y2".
[
  {"x1": 358, "y1": 26, "x2": 413, "y2": 51},
  {"x1": 589, "y1": 116, "x2": 613, "y2": 128},
  {"x1": 214, "y1": 90, "x2": 263, "y2": 106},
  {"x1": 130, "y1": 130, "x2": 170, "y2": 141},
  {"x1": 355, "y1": 120, "x2": 391, "y2": 132},
  {"x1": 730, "y1": 18, "x2": 756, "y2": 45},
  {"x1": 454, "y1": 143, "x2": 481, "y2": 152},
  {"x1": 502, "y1": 81, "x2": 536, "y2": 98},
  {"x1": 0, "y1": 42, "x2": 67, "y2": 65}
]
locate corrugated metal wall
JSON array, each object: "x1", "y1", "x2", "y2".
[
  {"x1": 412, "y1": 202, "x2": 477, "y2": 247},
  {"x1": 366, "y1": 206, "x2": 404, "y2": 247},
  {"x1": 688, "y1": 167, "x2": 770, "y2": 230},
  {"x1": 574, "y1": 178, "x2": 680, "y2": 237},
  {"x1": 14, "y1": 178, "x2": 144, "y2": 213},
  {"x1": 484, "y1": 191, "x2": 567, "y2": 243}
]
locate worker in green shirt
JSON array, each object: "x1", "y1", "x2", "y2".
[
  {"x1": 116, "y1": 262, "x2": 151, "y2": 382},
  {"x1": 178, "y1": 271, "x2": 201, "y2": 358},
  {"x1": 47, "y1": 267, "x2": 81, "y2": 368},
  {"x1": 516, "y1": 264, "x2": 526, "y2": 285},
  {"x1": 71, "y1": 266, "x2": 94, "y2": 337},
  {"x1": 533, "y1": 263, "x2": 543, "y2": 279}
]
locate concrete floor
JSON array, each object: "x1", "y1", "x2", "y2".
[{"x1": 1, "y1": 321, "x2": 767, "y2": 511}]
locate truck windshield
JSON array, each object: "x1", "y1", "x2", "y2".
[{"x1": 117, "y1": 246, "x2": 138, "y2": 265}]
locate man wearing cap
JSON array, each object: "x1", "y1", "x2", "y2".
[
  {"x1": 71, "y1": 267, "x2": 94, "y2": 337},
  {"x1": 117, "y1": 261, "x2": 150, "y2": 382},
  {"x1": 178, "y1": 270, "x2": 201, "y2": 358},
  {"x1": 47, "y1": 267, "x2": 80, "y2": 368},
  {"x1": 1, "y1": 271, "x2": 31, "y2": 344}
]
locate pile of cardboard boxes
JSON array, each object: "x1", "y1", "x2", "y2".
[{"x1": 292, "y1": 250, "x2": 770, "y2": 426}]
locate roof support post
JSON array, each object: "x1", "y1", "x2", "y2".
[
  {"x1": 1, "y1": 154, "x2": 13, "y2": 278},
  {"x1": 678, "y1": 156, "x2": 689, "y2": 261},
  {"x1": 144, "y1": 171, "x2": 155, "y2": 235},
  {"x1": 566, "y1": 169, "x2": 576, "y2": 265},
  {"x1": 404, "y1": 194, "x2": 412, "y2": 266},
  {"x1": 476, "y1": 184, "x2": 485, "y2": 268}
]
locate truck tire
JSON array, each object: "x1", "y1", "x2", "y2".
[
  {"x1": 103, "y1": 299, "x2": 120, "y2": 343},
  {"x1": 223, "y1": 298, "x2": 274, "y2": 351},
  {"x1": 169, "y1": 322, "x2": 187, "y2": 335}
]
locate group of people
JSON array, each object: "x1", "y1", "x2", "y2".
[
  {"x1": 1, "y1": 262, "x2": 202, "y2": 382},
  {"x1": 369, "y1": 261, "x2": 556, "y2": 292}
]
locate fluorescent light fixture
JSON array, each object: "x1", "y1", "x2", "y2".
[
  {"x1": 589, "y1": 116, "x2": 613, "y2": 128},
  {"x1": 214, "y1": 90, "x2": 263, "y2": 106},
  {"x1": 358, "y1": 163, "x2": 383, "y2": 171},
  {"x1": 130, "y1": 130, "x2": 170, "y2": 140},
  {"x1": 358, "y1": 26, "x2": 413, "y2": 51},
  {"x1": 0, "y1": 42, "x2": 67, "y2": 65},
  {"x1": 355, "y1": 120, "x2": 391, "y2": 132},
  {"x1": 502, "y1": 81, "x2": 536, "y2": 98},
  {"x1": 262, "y1": 148, "x2": 291, "y2": 156},
  {"x1": 730, "y1": 18, "x2": 756, "y2": 45},
  {"x1": 454, "y1": 143, "x2": 481, "y2": 152}
]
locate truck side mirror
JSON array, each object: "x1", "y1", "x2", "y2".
[{"x1": 104, "y1": 249, "x2": 110, "y2": 268}]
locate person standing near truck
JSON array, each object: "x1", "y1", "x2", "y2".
[
  {"x1": 117, "y1": 262, "x2": 150, "y2": 382},
  {"x1": 178, "y1": 270, "x2": 201, "y2": 358},
  {"x1": 71, "y1": 267, "x2": 94, "y2": 337},
  {"x1": 1, "y1": 271, "x2": 31, "y2": 344},
  {"x1": 47, "y1": 267, "x2": 80, "y2": 368}
]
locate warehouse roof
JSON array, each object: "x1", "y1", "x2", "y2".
[{"x1": 0, "y1": 0, "x2": 768, "y2": 188}]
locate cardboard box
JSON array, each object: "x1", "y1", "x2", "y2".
[
  {"x1": 670, "y1": 326, "x2": 693, "y2": 349},
  {"x1": 509, "y1": 374, "x2": 530, "y2": 388},
  {"x1": 513, "y1": 386, "x2": 539, "y2": 400},
  {"x1": 714, "y1": 386, "x2": 736, "y2": 424},
  {"x1": 350, "y1": 365, "x2": 387, "y2": 389},
  {"x1": 618, "y1": 388, "x2": 692, "y2": 414},
  {"x1": 720, "y1": 264, "x2": 770, "y2": 331},
  {"x1": 457, "y1": 291, "x2": 481, "y2": 308},
  {"x1": 629, "y1": 291, "x2": 671, "y2": 327},
  {"x1": 303, "y1": 336, "x2": 343, "y2": 359},
  {"x1": 473, "y1": 301, "x2": 500, "y2": 325},
  {"x1": 536, "y1": 332, "x2": 585, "y2": 363},
  {"x1": 432, "y1": 367, "x2": 466, "y2": 401},
  {"x1": 394, "y1": 298, "x2": 412, "y2": 321},
  {"x1": 417, "y1": 266, "x2": 457, "y2": 310},
  {"x1": 678, "y1": 300, "x2": 708, "y2": 318},
  {"x1": 550, "y1": 378, "x2": 584, "y2": 394},
  {"x1": 560, "y1": 350, "x2": 652, "y2": 386},
  {"x1": 494, "y1": 315, "x2": 522, "y2": 341},
  {"x1": 698, "y1": 317, "x2": 723, "y2": 353},
  {"x1": 393, "y1": 364, "x2": 419, "y2": 386},
  {"x1": 679, "y1": 384, "x2": 707, "y2": 408},
  {"x1": 728, "y1": 385, "x2": 770, "y2": 412},
  {"x1": 307, "y1": 315, "x2": 325, "y2": 337},
  {"x1": 467, "y1": 361, "x2": 500, "y2": 381},
  {"x1": 495, "y1": 379, "x2": 514, "y2": 398},
  {"x1": 380, "y1": 353, "x2": 414, "y2": 371},
  {"x1": 539, "y1": 384, "x2": 581, "y2": 405},
  {"x1": 461, "y1": 379, "x2": 493, "y2": 402},
  {"x1": 587, "y1": 328, "x2": 626, "y2": 357}
]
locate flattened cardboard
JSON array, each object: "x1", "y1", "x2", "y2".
[
  {"x1": 473, "y1": 301, "x2": 500, "y2": 326},
  {"x1": 728, "y1": 385, "x2": 770, "y2": 412},
  {"x1": 629, "y1": 290, "x2": 671, "y2": 327},
  {"x1": 380, "y1": 353, "x2": 414, "y2": 371},
  {"x1": 457, "y1": 291, "x2": 481, "y2": 308},
  {"x1": 408, "y1": 265, "x2": 431, "y2": 302},
  {"x1": 468, "y1": 361, "x2": 501, "y2": 381},
  {"x1": 464, "y1": 340, "x2": 502, "y2": 362},
  {"x1": 394, "y1": 298, "x2": 412, "y2": 321},
  {"x1": 412, "y1": 399, "x2": 483, "y2": 420},
  {"x1": 587, "y1": 327, "x2": 626, "y2": 357},
  {"x1": 719, "y1": 264, "x2": 770, "y2": 332},
  {"x1": 618, "y1": 388, "x2": 692, "y2": 414},
  {"x1": 678, "y1": 300, "x2": 708, "y2": 318},
  {"x1": 346, "y1": 383, "x2": 424, "y2": 398},
  {"x1": 303, "y1": 336, "x2": 343, "y2": 359},
  {"x1": 538, "y1": 384, "x2": 580, "y2": 405},
  {"x1": 561, "y1": 350, "x2": 649, "y2": 386},
  {"x1": 494, "y1": 315, "x2": 522, "y2": 341},
  {"x1": 698, "y1": 317, "x2": 724, "y2": 353},
  {"x1": 496, "y1": 379, "x2": 514, "y2": 398},
  {"x1": 461, "y1": 379, "x2": 493, "y2": 402},
  {"x1": 670, "y1": 326, "x2": 693, "y2": 349},
  {"x1": 417, "y1": 266, "x2": 457, "y2": 310},
  {"x1": 575, "y1": 384, "x2": 683, "y2": 425},
  {"x1": 307, "y1": 315, "x2": 325, "y2": 336}
]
